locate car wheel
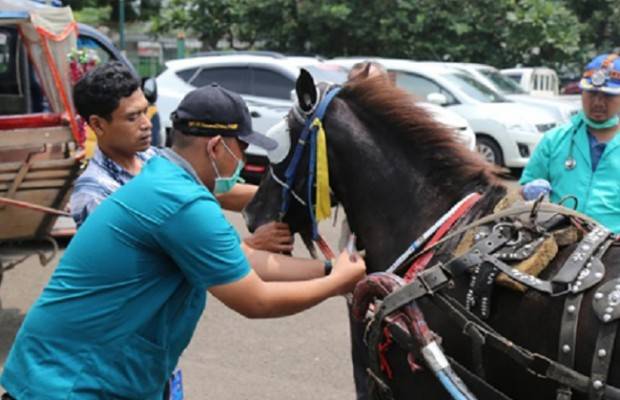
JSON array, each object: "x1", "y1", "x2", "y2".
[{"x1": 476, "y1": 135, "x2": 504, "y2": 166}]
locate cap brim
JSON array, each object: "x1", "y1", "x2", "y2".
[{"x1": 239, "y1": 130, "x2": 278, "y2": 151}]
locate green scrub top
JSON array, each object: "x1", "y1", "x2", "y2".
[
  {"x1": 1, "y1": 152, "x2": 250, "y2": 399},
  {"x1": 520, "y1": 114, "x2": 620, "y2": 233}
]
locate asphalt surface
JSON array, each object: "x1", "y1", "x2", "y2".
[{"x1": 0, "y1": 212, "x2": 357, "y2": 400}]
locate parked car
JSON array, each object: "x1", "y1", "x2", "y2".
[
  {"x1": 500, "y1": 67, "x2": 560, "y2": 97},
  {"x1": 429, "y1": 62, "x2": 580, "y2": 124},
  {"x1": 417, "y1": 102, "x2": 476, "y2": 151},
  {"x1": 330, "y1": 58, "x2": 559, "y2": 168}
]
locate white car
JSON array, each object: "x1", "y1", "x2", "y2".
[
  {"x1": 426, "y1": 62, "x2": 581, "y2": 124},
  {"x1": 330, "y1": 58, "x2": 559, "y2": 168},
  {"x1": 156, "y1": 54, "x2": 348, "y2": 182},
  {"x1": 417, "y1": 102, "x2": 476, "y2": 151}
]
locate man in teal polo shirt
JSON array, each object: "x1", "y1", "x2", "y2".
[
  {"x1": 520, "y1": 53, "x2": 620, "y2": 234},
  {"x1": 0, "y1": 84, "x2": 366, "y2": 400}
]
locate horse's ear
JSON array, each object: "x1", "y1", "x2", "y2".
[{"x1": 295, "y1": 69, "x2": 317, "y2": 113}]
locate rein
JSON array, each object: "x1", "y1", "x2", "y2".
[{"x1": 386, "y1": 192, "x2": 481, "y2": 275}]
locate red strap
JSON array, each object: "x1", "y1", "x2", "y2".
[
  {"x1": 378, "y1": 326, "x2": 394, "y2": 380},
  {"x1": 404, "y1": 193, "x2": 481, "y2": 282},
  {"x1": 315, "y1": 234, "x2": 336, "y2": 260}
]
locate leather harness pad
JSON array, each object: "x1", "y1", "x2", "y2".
[
  {"x1": 592, "y1": 278, "x2": 620, "y2": 323},
  {"x1": 553, "y1": 226, "x2": 610, "y2": 284}
]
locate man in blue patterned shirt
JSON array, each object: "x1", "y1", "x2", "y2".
[{"x1": 70, "y1": 62, "x2": 157, "y2": 227}]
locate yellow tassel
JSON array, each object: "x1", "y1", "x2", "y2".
[{"x1": 313, "y1": 118, "x2": 331, "y2": 221}]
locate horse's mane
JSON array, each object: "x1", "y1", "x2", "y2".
[{"x1": 339, "y1": 76, "x2": 501, "y2": 189}]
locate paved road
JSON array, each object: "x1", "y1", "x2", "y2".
[
  {"x1": 0, "y1": 179, "x2": 519, "y2": 399},
  {"x1": 0, "y1": 212, "x2": 357, "y2": 400}
]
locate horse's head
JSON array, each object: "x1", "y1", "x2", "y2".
[
  {"x1": 245, "y1": 69, "x2": 500, "y2": 264},
  {"x1": 244, "y1": 69, "x2": 339, "y2": 243}
]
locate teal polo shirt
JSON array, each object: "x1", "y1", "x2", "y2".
[
  {"x1": 1, "y1": 150, "x2": 250, "y2": 399},
  {"x1": 520, "y1": 114, "x2": 620, "y2": 233}
]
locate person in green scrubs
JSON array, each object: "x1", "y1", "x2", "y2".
[{"x1": 520, "y1": 53, "x2": 620, "y2": 234}]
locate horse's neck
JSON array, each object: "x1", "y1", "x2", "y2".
[{"x1": 339, "y1": 164, "x2": 483, "y2": 272}]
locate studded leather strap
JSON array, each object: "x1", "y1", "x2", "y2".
[
  {"x1": 589, "y1": 321, "x2": 619, "y2": 400},
  {"x1": 556, "y1": 294, "x2": 584, "y2": 400}
]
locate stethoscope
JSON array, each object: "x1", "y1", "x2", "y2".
[{"x1": 564, "y1": 121, "x2": 581, "y2": 170}]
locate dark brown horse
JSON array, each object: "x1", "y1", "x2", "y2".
[{"x1": 244, "y1": 71, "x2": 620, "y2": 400}]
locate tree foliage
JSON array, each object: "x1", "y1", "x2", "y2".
[{"x1": 144, "y1": 0, "x2": 616, "y2": 72}]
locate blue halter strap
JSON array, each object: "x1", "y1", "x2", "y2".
[{"x1": 279, "y1": 86, "x2": 342, "y2": 239}]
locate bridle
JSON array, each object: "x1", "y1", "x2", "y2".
[{"x1": 272, "y1": 84, "x2": 342, "y2": 243}]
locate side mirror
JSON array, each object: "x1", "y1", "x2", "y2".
[
  {"x1": 427, "y1": 92, "x2": 447, "y2": 106},
  {"x1": 142, "y1": 77, "x2": 158, "y2": 104}
]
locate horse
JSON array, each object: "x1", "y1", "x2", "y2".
[{"x1": 243, "y1": 70, "x2": 620, "y2": 400}]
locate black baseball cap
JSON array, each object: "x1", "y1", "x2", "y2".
[{"x1": 171, "y1": 83, "x2": 277, "y2": 150}]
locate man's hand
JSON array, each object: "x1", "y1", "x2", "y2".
[
  {"x1": 244, "y1": 222, "x2": 294, "y2": 253},
  {"x1": 330, "y1": 250, "x2": 367, "y2": 295}
]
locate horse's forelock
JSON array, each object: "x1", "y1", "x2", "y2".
[{"x1": 340, "y1": 77, "x2": 501, "y2": 186}]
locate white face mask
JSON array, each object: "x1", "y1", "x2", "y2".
[{"x1": 265, "y1": 119, "x2": 291, "y2": 164}]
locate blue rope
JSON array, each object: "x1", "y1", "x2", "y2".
[
  {"x1": 308, "y1": 126, "x2": 318, "y2": 238},
  {"x1": 436, "y1": 370, "x2": 471, "y2": 400}
]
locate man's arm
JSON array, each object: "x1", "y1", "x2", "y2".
[
  {"x1": 69, "y1": 188, "x2": 107, "y2": 227},
  {"x1": 519, "y1": 132, "x2": 553, "y2": 186},
  {"x1": 240, "y1": 242, "x2": 325, "y2": 281},
  {"x1": 216, "y1": 183, "x2": 257, "y2": 212},
  {"x1": 217, "y1": 183, "x2": 295, "y2": 253},
  {"x1": 209, "y1": 250, "x2": 366, "y2": 319}
]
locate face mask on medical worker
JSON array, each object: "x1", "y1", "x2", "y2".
[{"x1": 210, "y1": 139, "x2": 245, "y2": 194}]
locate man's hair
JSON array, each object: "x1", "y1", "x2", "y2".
[
  {"x1": 170, "y1": 129, "x2": 202, "y2": 149},
  {"x1": 73, "y1": 61, "x2": 140, "y2": 121},
  {"x1": 347, "y1": 60, "x2": 388, "y2": 81}
]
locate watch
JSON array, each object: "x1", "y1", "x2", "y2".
[{"x1": 323, "y1": 259, "x2": 333, "y2": 276}]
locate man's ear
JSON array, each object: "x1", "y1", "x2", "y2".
[
  {"x1": 88, "y1": 115, "x2": 106, "y2": 138},
  {"x1": 206, "y1": 135, "x2": 222, "y2": 158}
]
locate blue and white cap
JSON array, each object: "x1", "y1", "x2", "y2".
[{"x1": 579, "y1": 53, "x2": 620, "y2": 95}]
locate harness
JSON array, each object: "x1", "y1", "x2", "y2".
[{"x1": 354, "y1": 199, "x2": 620, "y2": 400}]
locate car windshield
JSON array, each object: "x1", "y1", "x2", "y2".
[
  {"x1": 303, "y1": 64, "x2": 348, "y2": 84},
  {"x1": 478, "y1": 68, "x2": 526, "y2": 95},
  {"x1": 441, "y1": 71, "x2": 505, "y2": 103}
]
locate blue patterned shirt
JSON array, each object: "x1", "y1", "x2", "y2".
[{"x1": 70, "y1": 146, "x2": 159, "y2": 227}]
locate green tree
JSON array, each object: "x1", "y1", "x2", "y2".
[
  {"x1": 151, "y1": 0, "x2": 242, "y2": 49},
  {"x1": 66, "y1": 0, "x2": 161, "y2": 22},
  {"x1": 151, "y1": 0, "x2": 585, "y2": 69},
  {"x1": 564, "y1": 0, "x2": 620, "y2": 56}
]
